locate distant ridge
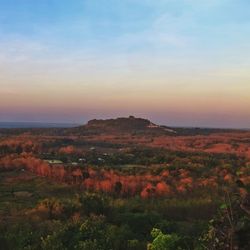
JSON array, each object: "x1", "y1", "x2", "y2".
[
  {"x1": 0, "y1": 122, "x2": 78, "y2": 129},
  {"x1": 0, "y1": 117, "x2": 246, "y2": 136}
]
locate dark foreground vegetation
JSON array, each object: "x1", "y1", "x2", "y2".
[{"x1": 0, "y1": 117, "x2": 249, "y2": 249}]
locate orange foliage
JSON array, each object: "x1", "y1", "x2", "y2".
[
  {"x1": 155, "y1": 182, "x2": 171, "y2": 196},
  {"x1": 99, "y1": 180, "x2": 112, "y2": 192},
  {"x1": 83, "y1": 178, "x2": 95, "y2": 190},
  {"x1": 161, "y1": 170, "x2": 170, "y2": 178},
  {"x1": 224, "y1": 174, "x2": 233, "y2": 183},
  {"x1": 140, "y1": 183, "x2": 155, "y2": 199},
  {"x1": 176, "y1": 185, "x2": 186, "y2": 193},
  {"x1": 59, "y1": 145, "x2": 75, "y2": 154},
  {"x1": 179, "y1": 177, "x2": 193, "y2": 188}
]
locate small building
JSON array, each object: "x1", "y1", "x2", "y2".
[
  {"x1": 45, "y1": 159, "x2": 63, "y2": 165},
  {"x1": 79, "y1": 158, "x2": 86, "y2": 162}
]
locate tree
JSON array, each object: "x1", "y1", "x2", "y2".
[
  {"x1": 38, "y1": 198, "x2": 63, "y2": 220},
  {"x1": 200, "y1": 188, "x2": 250, "y2": 250},
  {"x1": 114, "y1": 181, "x2": 122, "y2": 195},
  {"x1": 148, "y1": 228, "x2": 183, "y2": 250},
  {"x1": 80, "y1": 193, "x2": 109, "y2": 216}
]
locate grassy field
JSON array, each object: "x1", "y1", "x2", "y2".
[{"x1": 0, "y1": 169, "x2": 76, "y2": 219}]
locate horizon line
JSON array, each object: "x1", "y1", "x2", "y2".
[{"x1": 0, "y1": 119, "x2": 249, "y2": 130}]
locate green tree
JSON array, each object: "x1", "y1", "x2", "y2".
[
  {"x1": 148, "y1": 228, "x2": 183, "y2": 250},
  {"x1": 80, "y1": 193, "x2": 110, "y2": 216}
]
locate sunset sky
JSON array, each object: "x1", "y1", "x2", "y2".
[{"x1": 0, "y1": 0, "x2": 250, "y2": 128}]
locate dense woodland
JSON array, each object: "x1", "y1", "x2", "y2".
[{"x1": 0, "y1": 117, "x2": 250, "y2": 249}]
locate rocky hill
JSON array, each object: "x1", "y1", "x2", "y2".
[{"x1": 73, "y1": 116, "x2": 176, "y2": 135}]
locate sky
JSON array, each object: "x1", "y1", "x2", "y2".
[{"x1": 0, "y1": 0, "x2": 250, "y2": 128}]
